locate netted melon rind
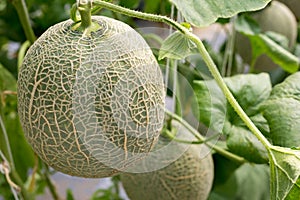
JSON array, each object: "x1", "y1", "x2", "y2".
[
  {"x1": 17, "y1": 16, "x2": 165, "y2": 178},
  {"x1": 120, "y1": 144, "x2": 214, "y2": 200}
]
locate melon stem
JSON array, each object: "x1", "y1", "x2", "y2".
[
  {"x1": 73, "y1": 0, "x2": 101, "y2": 35},
  {"x1": 77, "y1": 0, "x2": 92, "y2": 30},
  {"x1": 74, "y1": 0, "x2": 102, "y2": 35}
]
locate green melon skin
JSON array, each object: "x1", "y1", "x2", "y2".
[
  {"x1": 120, "y1": 144, "x2": 214, "y2": 200},
  {"x1": 235, "y1": 1, "x2": 298, "y2": 72},
  {"x1": 17, "y1": 16, "x2": 165, "y2": 178}
]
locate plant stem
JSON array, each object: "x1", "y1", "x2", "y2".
[
  {"x1": 226, "y1": 19, "x2": 236, "y2": 77},
  {"x1": 185, "y1": 33, "x2": 272, "y2": 149},
  {"x1": 77, "y1": 0, "x2": 92, "y2": 29},
  {"x1": 73, "y1": 0, "x2": 101, "y2": 35},
  {"x1": 0, "y1": 115, "x2": 15, "y2": 171},
  {"x1": 165, "y1": 110, "x2": 246, "y2": 164},
  {"x1": 11, "y1": 170, "x2": 32, "y2": 200},
  {"x1": 163, "y1": 129, "x2": 220, "y2": 145},
  {"x1": 93, "y1": 0, "x2": 272, "y2": 151},
  {"x1": 165, "y1": 109, "x2": 205, "y2": 141},
  {"x1": 221, "y1": 18, "x2": 236, "y2": 77},
  {"x1": 44, "y1": 166, "x2": 61, "y2": 200},
  {"x1": 93, "y1": 0, "x2": 185, "y2": 32},
  {"x1": 11, "y1": 0, "x2": 36, "y2": 44}
]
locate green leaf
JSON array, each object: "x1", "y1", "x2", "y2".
[
  {"x1": 251, "y1": 35, "x2": 299, "y2": 73},
  {"x1": 158, "y1": 31, "x2": 198, "y2": 60},
  {"x1": 235, "y1": 15, "x2": 299, "y2": 73},
  {"x1": 143, "y1": 0, "x2": 160, "y2": 13},
  {"x1": 209, "y1": 163, "x2": 270, "y2": 200},
  {"x1": 212, "y1": 153, "x2": 241, "y2": 187},
  {"x1": 264, "y1": 31, "x2": 289, "y2": 49},
  {"x1": 90, "y1": 177, "x2": 123, "y2": 200},
  {"x1": 234, "y1": 14, "x2": 261, "y2": 35},
  {"x1": 0, "y1": 174, "x2": 15, "y2": 200},
  {"x1": 225, "y1": 125, "x2": 268, "y2": 163},
  {"x1": 261, "y1": 72, "x2": 300, "y2": 148},
  {"x1": 235, "y1": 164, "x2": 270, "y2": 199},
  {"x1": 170, "y1": 0, "x2": 271, "y2": 27},
  {"x1": 194, "y1": 76, "x2": 226, "y2": 133},
  {"x1": 285, "y1": 178, "x2": 300, "y2": 200},
  {"x1": 0, "y1": 64, "x2": 16, "y2": 92},
  {"x1": 119, "y1": 0, "x2": 139, "y2": 9},
  {"x1": 269, "y1": 146, "x2": 300, "y2": 200},
  {"x1": 194, "y1": 73, "x2": 271, "y2": 163}
]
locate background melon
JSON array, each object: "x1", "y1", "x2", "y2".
[
  {"x1": 278, "y1": 0, "x2": 300, "y2": 20},
  {"x1": 235, "y1": 1, "x2": 298, "y2": 72},
  {"x1": 17, "y1": 16, "x2": 165, "y2": 178},
  {"x1": 120, "y1": 138, "x2": 214, "y2": 200}
]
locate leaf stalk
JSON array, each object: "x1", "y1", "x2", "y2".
[
  {"x1": 10, "y1": 0, "x2": 36, "y2": 44},
  {"x1": 165, "y1": 109, "x2": 246, "y2": 164}
]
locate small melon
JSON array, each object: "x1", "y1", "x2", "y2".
[
  {"x1": 17, "y1": 16, "x2": 165, "y2": 178},
  {"x1": 235, "y1": 1, "x2": 298, "y2": 72},
  {"x1": 253, "y1": 1, "x2": 297, "y2": 48},
  {"x1": 278, "y1": 0, "x2": 300, "y2": 20},
  {"x1": 120, "y1": 141, "x2": 214, "y2": 200}
]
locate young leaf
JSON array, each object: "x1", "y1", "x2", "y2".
[
  {"x1": 235, "y1": 15, "x2": 299, "y2": 73},
  {"x1": 158, "y1": 31, "x2": 198, "y2": 60},
  {"x1": 261, "y1": 72, "x2": 300, "y2": 148},
  {"x1": 170, "y1": 0, "x2": 271, "y2": 27},
  {"x1": 269, "y1": 146, "x2": 300, "y2": 200},
  {"x1": 194, "y1": 73, "x2": 271, "y2": 163}
]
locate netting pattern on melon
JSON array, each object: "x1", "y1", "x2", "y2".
[
  {"x1": 123, "y1": 121, "x2": 194, "y2": 173},
  {"x1": 17, "y1": 16, "x2": 165, "y2": 178},
  {"x1": 121, "y1": 145, "x2": 214, "y2": 200}
]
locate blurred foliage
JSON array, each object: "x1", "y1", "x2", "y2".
[
  {"x1": 0, "y1": 0, "x2": 300, "y2": 199},
  {"x1": 0, "y1": 64, "x2": 35, "y2": 181}
]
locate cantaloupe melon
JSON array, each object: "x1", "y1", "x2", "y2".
[
  {"x1": 278, "y1": 0, "x2": 300, "y2": 20},
  {"x1": 17, "y1": 16, "x2": 165, "y2": 178},
  {"x1": 121, "y1": 139, "x2": 214, "y2": 200}
]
